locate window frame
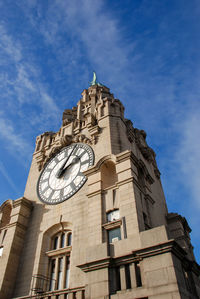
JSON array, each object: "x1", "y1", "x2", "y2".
[{"x1": 46, "y1": 230, "x2": 72, "y2": 291}]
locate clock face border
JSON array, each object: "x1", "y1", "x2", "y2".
[{"x1": 36, "y1": 143, "x2": 94, "y2": 205}]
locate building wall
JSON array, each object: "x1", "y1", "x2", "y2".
[{"x1": 0, "y1": 84, "x2": 199, "y2": 299}]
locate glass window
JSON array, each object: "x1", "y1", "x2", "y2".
[
  {"x1": 67, "y1": 233, "x2": 72, "y2": 246},
  {"x1": 61, "y1": 233, "x2": 65, "y2": 248},
  {"x1": 108, "y1": 227, "x2": 121, "y2": 243},
  {"x1": 49, "y1": 259, "x2": 56, "y2": 291},
  {"x1": 48, "y1": 231, "x2": 72, "y2": 291},
  {"x1": 107, "y1": 210, "x2": 120, "y2": 222},
  {"x1": 53, "y1": 236, "x2": 58, "y2": 250},
  {"x1": 125, "y1": 264, "x2": 131, "y2": 289},
  {"x1": 57, "y1": 258, "x2": 63, "y2": 290},
  {"x1": 65, "y1": 256, "x2": 70, "y2": 288}
]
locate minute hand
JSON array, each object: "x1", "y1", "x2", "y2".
[{"x1": 56, "y1": 144, "x2": 77, "y2": 178}]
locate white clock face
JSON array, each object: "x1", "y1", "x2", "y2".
[{"x1": 37, "y1": 143, "x2": 94, "y2": 204}]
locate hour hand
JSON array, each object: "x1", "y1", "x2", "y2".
[
  {"x1": 56, "y1": 157, "x2": 70, "y2": 178},
  {"x1": 56, "y1": 167, "x2": 65, "y2": 178},
  {"x1": 56, "y1": 157, "x2": 79, "y2": 178},
  {"x1": 64, "y1": 157, "x2": 79, "y2": 171},
  {"x1": 58, "y1": 157, "x2": 79, "y2": 177},
  {"x1": 56, "y1": 144, "x2": 77, "y2": 178}
]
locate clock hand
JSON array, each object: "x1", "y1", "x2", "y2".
[
  {"x1": 59, "y1": 157, "x2": 80, "y2": 178},
  {"x1": 56, "y1": 144, "x2": 77, "y2": 178},
  {"x1": 62, "y1": 157, "x2": 80, "y2": 172}
]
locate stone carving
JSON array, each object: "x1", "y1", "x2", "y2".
[
  {"x1": 34, "y1": 84, "x2": 122, "y2": 171},
  {"x1": 62, "y1": 108, "x2": 77, "y2": 126},
  {"x1": 125, "y1": 119, "x2": 135, "y2": 143},
  {"x1": 35, "y1": 132, "x2": 96, "y2": 170},
  {"x1": 73, "y1": 134, "x2": 92, "y2": 144},
  {"x1": 35, "y1": 131, "x2": 55, "y2": 152},
  {"x1": 134, "y1": 128, "x2": 160, "y2": 179},
  {"x1": 60, "y1": 135, "x2": 73, "y2": 147}
]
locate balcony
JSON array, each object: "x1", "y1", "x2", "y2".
[{"x1": 13, "y1": 275, "x2": 85, "y2": 299}]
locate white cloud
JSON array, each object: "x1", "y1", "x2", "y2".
[
  {"x1": 0, "y1": 24, "x2": 22, "y2": 62},
  {"x1": 0, "y1": 161, "x2": 19, "y2": 193},
  {"x1": 0, "y1": 114, "x2": 32, "y2": 158},
  {"x1": 176, "y1": 109, "x2": 200, "y2": 209},
  {"x1": 0, "y1": 22, "x2": 61, "y2": 128}
]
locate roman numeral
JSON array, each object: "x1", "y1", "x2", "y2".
[
  {"x1": 54, "y1": 157, "x2": 59, "y2": 164},
  {"x1": 70, "y1": 181, "x2": 76, "y2": 190},
  {"x1": 81, "y1": 159, "x2": 89, "y2": 165}
]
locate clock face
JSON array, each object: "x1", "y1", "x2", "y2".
[{"x1": 37, "y1": 143, "x2": 94, "y2": 204}]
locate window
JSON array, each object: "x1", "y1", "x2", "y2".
[
  {"x1": 143, "y1": 212, "x2": 150, "y2": 230},
  {"x1": 54, "y1": 236, "x2": 58, "y2": 249},
  {"x1": 47, "y1": 231, "x2": 72, "y2": 291},
  {"x1": 61, "y1": 233, "x2": 65, "y2": 248},
  {"x1": 107, "y1": 210, "x2": 120, "y2": 222},
  {"x1": 125, "y1": 264, "x2": 131, "y2": 289},
  {"x1": 103, "y1": 210, "x2": 122, "y2": 244},
  {"x1": 65, "y1": 256, "x2": 70, "y2": 288},
  {"x1": 135, "y1": 262, "x2": 142, "y2": 287},
  {"x1": 49, "y1": 259, "x2": 56, "y2": 290},
  {"x1": 67, "y1": 233, "x2": 72, "y2": 246},
  {"x1": 51, "y1": 231, "x2": 72, "y2": 250},
  {"x1": 108, "y1": 227, "x2": 121, "y2": 243}
]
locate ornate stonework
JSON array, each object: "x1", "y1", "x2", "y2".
[{"x1": 1, "y1": 81, "x2": 200, "y2": 299}]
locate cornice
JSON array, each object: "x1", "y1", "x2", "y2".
[
  {"x1": 13, "y1": 197, "x2": 32, "y2": 209},
  {"x1": 78, "y1": 257, "x2": 110, "y2": 272},
  {"x1": 134, "y1": 239, "x2": 186, "y2": 260},
  {"x1": 102, "y1": 219, "x2": 122, "y2": 230},
  {"x1": 78, "y1": 239, "x2": 196, "y2": 273}
]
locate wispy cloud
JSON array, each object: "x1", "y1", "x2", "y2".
[
  {"x1": 0, "y1": 161, "x2": 19, "y2": 193},
  {"x1": 176, "y1": 109, "x2": 200, "y2": 208},
  {"x1": 0, "y1": 22, "x2": 61, "y2": 159},
  {"x1": 0, "y1": 114, "x2": 32, "y2": 158},
  {"x1": 0, "y1": 24, "x2": 22, "y2": 62}
]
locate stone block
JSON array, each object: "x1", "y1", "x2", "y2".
[{"x1": 140, "y1": 225, "x2": 168, "y2": 247}]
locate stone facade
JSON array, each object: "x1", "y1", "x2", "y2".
[{"x1": 0, "y1": 84, "x2": 200, "y2": 299}]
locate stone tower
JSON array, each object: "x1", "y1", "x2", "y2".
[{"x1": 0, "y1": 82, "x2": 200, "y2": 299}]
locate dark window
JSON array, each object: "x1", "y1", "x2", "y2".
[
  {"x1": 61, "y1": 233, "x2": 65, "y2": 248},
  {"x1": 135, "y1": 262, "x2": 142, "y2": 287},
  {"x1": 125, "y1": 264, "x2": 131, "y2": 289},
  {"x1": 53, "y1": 236, "x2": 58, "y2": 250},
  {"x1": 108, "y1": 228, "x2": 121, "y2": 243},
  {"x1": 65, "y1": 256, "x2": 70, "y2": 288},
  {"x1": 57, "y1": 257, "x2": 63, "y2": 289},
  {"x1": 67, "y1": 233, "x2": 72, "y2": 246},
  {"x1": 115, "y1": 266, "x2": 121, "y2": 291},
  {"x1": 49, "y1": 259, "x2": 56, "y2": 290}
]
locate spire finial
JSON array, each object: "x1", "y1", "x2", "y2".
[{"x1": 89, "y1": 71, "x2": 103, "y2": 86}]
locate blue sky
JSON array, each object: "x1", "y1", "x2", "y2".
[{"x1": 0, "y1": 0, "x2": 199, "y2": 261}]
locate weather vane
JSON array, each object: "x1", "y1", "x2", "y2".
[{"x1": 89, "y1": 71, "x2": 103, "y2": 86}]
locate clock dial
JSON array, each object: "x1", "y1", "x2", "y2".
[{"x1": 37, "y1": 143, "x2": 94, "y2": 204}]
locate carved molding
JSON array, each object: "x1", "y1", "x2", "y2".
[
  {"x1": 35, "y1": 131, "x2": 100, "y2": 171},
  {"x1": 134, "y1": 128, "x2": 160, "y2": 179},
  {"x1": 125, "y1": 119, "x2": 135, "y2": 143}
]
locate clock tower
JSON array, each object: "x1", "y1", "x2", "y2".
[{"x1": 0, "y1": 79, "x2": 200, "y2": 299}]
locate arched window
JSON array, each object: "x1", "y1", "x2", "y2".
[
  {"x1": 0, "y1": 201, "x2": 12, "y2": 257},
  {"x1": 0, "y1": 201, "x2": 12, "y2": 229},
  {"x1": 47, "y1": 230, "x2": 72, "y2": 291}
]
